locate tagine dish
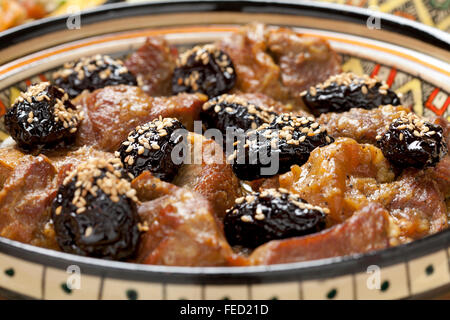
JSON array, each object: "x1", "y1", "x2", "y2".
[{"x1": 0, "y1": 23, "x2": 448, "y2": 268}]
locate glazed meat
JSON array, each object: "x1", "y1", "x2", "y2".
[
  {"x1": 372, "y1": 170, "x2": 447, "y2": 241},
  {"x1": 172, "y1": 133, "x2": 242, "y2": 220},
  {"x1": 131, "y1": 171, "x2": 178, "y2": 202},
  {"x1": 125, "y1": 37, "x2": 177, "y2": 96},
  {"x1": 0, "y1": 23, "x2": 448, "y2": 268},
  {"x1": 317, "y1": 105, "x2": 412, "y2": 145},
  {"x1": 250, "y1": 202, "x2": 391, "y2": 265},
  {"x1": 280, "y1": 138, "x2": 395, "y2": 224},
  {"x1": 217, "y1": 23, "x2": 290, "y2": 105},
  {"x1": 279, "y1": 138, "x2": 447, "y2": 241},
  {"x1": 0, "y1": 155, "x2": 59, "y2": 250},
  {"x1": 217, "y1": 23, "x2": 341, "y2": 110},
  {"x1": 74, "y1": 85, "x2": 207, "y2": 151},
  {"x1": 266, "y1": 27, "x2": 342, "y2": 106},
  {"x1": 136, "y1": 188, "x2": 239, "y2": 266},
  {"x1": 0, "y1": 147, "x2": 25, "y2": 189}
]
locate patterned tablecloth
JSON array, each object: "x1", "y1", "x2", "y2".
[{"x1": 312, "y1": 0, "x2": 449, "y2": 32}]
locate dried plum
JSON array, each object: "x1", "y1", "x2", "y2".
[
  {"x1": 301, "y1": 73, "x2": 401, "y2": 116},
  {"x1": 116, "y1": 117, "x2": 186, "y2": 181},
  {"x1": 229, "y1": 113, "x2": 334, "y2": 180},
  {"x1": 53, "y1": 54, "x2": 137, "y2": 98},
  {"x1": 377, "y1": 111, "x2": 448, "y2": 169},
  {"x1": 172, "y1": 44, "x2": 236, "y2": 97},
  {"x1": 4, "y1": 82, "x2": 83, "y2": 151},
  {"x1": 51, "y1": 158, "x2": 142, "y2": 260},
  {"x1": 224, "y1": 188, "x2": 328, "y2": 249},
  {"x1": 201, "y1": 94, "x2": 277, "y2": 135}
]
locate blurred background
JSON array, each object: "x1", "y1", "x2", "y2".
[{"x1": 0, "y1": 0, "x2": 449, "y2": 33}]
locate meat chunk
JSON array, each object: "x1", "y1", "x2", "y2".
[
  {"x1": 217, "y1": 23, "x2": 290, "y2": 105},
  {"x1": 172, "y1": 133, "x2": 242, "y2": 219},
  {"x1": 124, "y1": 36, "x2": 177, "y2": 96},
  {"x1": 430, "y1": 156, "x2": 450, "y2": 198},
  {"x1": 266, "y1": 27, "x2": 342, "y2": 105},
  {"x1": 136, "y1": 188, "x2": 239, "y2": 266},
  {"x1": 280, "y1": 138, "x2": 395, "y2": 224},
  {"x1": 250, "y1": 202, "x2": 391, "y2": 265},
  {"x1": 0, "y1": 155, "x2": 59, "y2": 250},
  {"x1": 317, "y1": 105, "x2": 411, "y2": 145},
  {"x1": 0, "y1": 146, "x2": 25, "y2": 189},
  {"x1": 279, "y1": 138, "x2": 447, "y2": 241},
  {"x1": 217, "y1": 23, "x2": 341, "y2": 110},
  {"x1": 75, "y1": 85, "x2": 207, "y2": 151},
  {"x1": 131, "y1": 171, "x2": 178, "y2": 202},
  {"x1": 371, "y1": 170, "x2": 448, "y2": 241}
]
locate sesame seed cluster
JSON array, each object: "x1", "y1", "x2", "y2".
[
  {"x1": 301, "y1": 72, "x2": 389, "y2": 97},
  {"x1": 118, "y1": 117, "x2": 177, "y2": 166},
  {"x1": 53, "y1": 54, "x2": 129, "y2": 81},
  {"x1": 301, "y1": 72, "x2": 401, "y2": 116},
  {"x1": 5, "y1": 82, "x2": 84, "y2": 151},
  {"x1": 173, "y1": 44, "x2": 236, "y2": 98},
  {"x1": 177, "y1": 44, "x2": 233, "y2": 75},
  {"x1": 57, "y1": 158, "x2": 138, "y2": 215},
  {"x1": 223, "y1": 187, "x2": 328, "y2": 249},
  {"x1": 376, "y1": 109, "x2": 447, "y2": 169},
  {"x1": 376, "y1": 111, "x2": 437, "y2": 141},
  {"x1": 116, "y1": 117, "x2": 186, "y2": 181},
  {"x1": 228, "y1": 113, "x2": 331, "y2": 162},
  {"x1": 203, "y1": 94, "x2": 276, "y2": 130},
  {"x1": 17, "y1": 82, "x2": 84, "y2": 133},
  {"x1": 231, "y1": 188, "x2": 330, "y2": 223}
]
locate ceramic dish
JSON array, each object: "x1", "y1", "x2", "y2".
[{"x1": 0, "y1": 0, "x2": 449, "y2": 300}]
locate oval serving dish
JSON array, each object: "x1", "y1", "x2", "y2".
[{"x1": 0, "y1": 0, "x2": 449, "y2": 300}]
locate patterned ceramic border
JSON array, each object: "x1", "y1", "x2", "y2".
[
  {"x1": 0, "y1": 247, "x2": 448, "y2": 299},
  {"x1": 0, "y1": 1, "x2": 449, "y2": 300}
]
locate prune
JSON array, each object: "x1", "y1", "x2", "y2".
[
  {"x1": 53, "y1": 54, "x2": 137, "y2": 98},
  {"x1": 377, "y1": 111, "x2": 448, "y2": 169},
  {"x1": 229, "y1": 113, "x2": 334, "y2": 180},
  {"x1": 4, "y1": 82, "x2": 83, "y2": 151},
  {"x1": 301, "y1": 73, "x2": 401, "y2": 116},
  {"x1": 201, "y1": 94, "x2": 277, "y2": 136},
  {"x1": 116, "y1": 117, "x2": 186, "y2": 182},
  {"x1": 51, "y1": 158, "x2": 142, "y2": 260},
  {"x1": 172, "y1": 44, "x2": 236, "y2": 97},
  {"x1": 224, "y1": 188, "x2": 328, "y2": 249}
]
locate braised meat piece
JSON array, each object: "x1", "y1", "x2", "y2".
[
  {"x1": 131, "y1": 171, "x2": 178, "y2": 202},
  {"x1": 371, "y1": 170, "x2": 447, "y2": 241},
  {"x1": 250, "y1": 202, "x2": 391, "y2": 265},
  {"x1": 217, "y1": 23, "x2": 290, "y2": 106},
  {"x1": 125, "y1": 37, "x2": 177, "y2": 96},
  {"x1": 172, "y1": 133, "x2": 242, "y2": 220},
  {"x1": 279, "y1": 138, "x2": 447, "y2": 241},
  {"x1": 280, "y1": 138, "x2": 395, "y2": 224},
  {"x1": 266, "y1": 27, "x2": 342, "y2": 107},
  {"x1": 317, "y1": 104, "x2": 412, "y2": 145},
  {"x1": 0, "y1": 155, "x2": 59, "y2": 250},
  {"x1": 74, "y1": 85, "x2": 207, "y2": 151},
  {"x1": 0, "y1": 147, "x2": 25, "y2": 189},
  {"x1": 136, "y1": 188, "x2": 239, "y2": 266}
]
